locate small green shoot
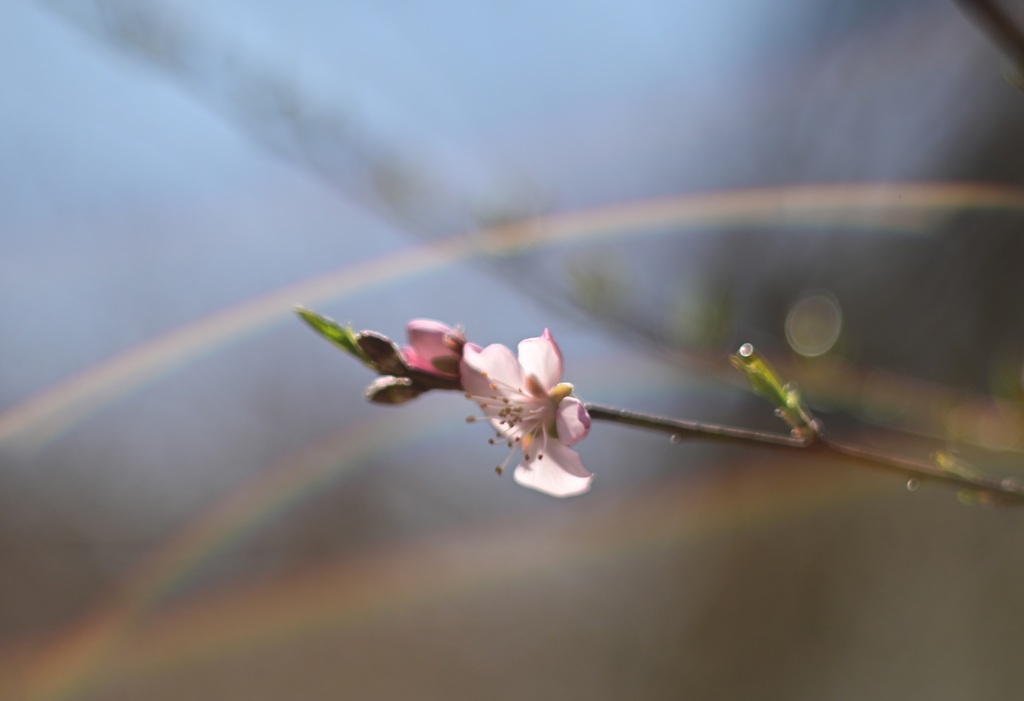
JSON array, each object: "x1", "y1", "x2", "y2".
[{"x1": 730, "y1": 343, "x2": 818, "y2": 435}]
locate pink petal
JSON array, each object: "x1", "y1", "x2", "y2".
[
  {"x1": 407, "y1": 319, "x2": 453, "y2": 348},
  {"x1": 555, "y1": 397, "x2": 591, "y2": 446},
  {"x1": 404, "y1": 319, "x2": 457, "y2": 372},
  {"x1": 461, "y1": 343, "x2": 524, "y2": 398},
  {"x1": 516, "y1": 329, "x2": 563, "y2": 391},
  {"x1": 400, "y1": 347, "x2": 431, "y2": 373},
  {"x1": 513, "y1": 436, "x2": 593, "y2": 497}
]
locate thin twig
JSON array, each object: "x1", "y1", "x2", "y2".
[
  {"x1": 584, "y1": 401, "x2": 1024, "y2": 504},
  {"x1": 817, "y1": 437, "x2": 1024, "y2": 503},
  {"x1": 583, "y1": 404, "x2": 812, "y2": 448}
]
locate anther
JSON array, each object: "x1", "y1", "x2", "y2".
[
  {"x1": 495, "y1": 466, "x2": 503, "y2": 476},
  {"x1": 465, "y1": 416, "x2": 477, "y2": 423}
]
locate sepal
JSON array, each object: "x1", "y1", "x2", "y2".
[
  {"x1": 365, "y1": 376, "x2": 424, "y2": 405},
  {"x1": 356, "y1": 331, "x2": 409, "y2": 376}
]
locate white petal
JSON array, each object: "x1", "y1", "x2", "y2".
[
  {"x1": 462, "y1": 342, "x2": 524, "y2": 392},
  {"x1": 516, "y1": 329, "x2": 562, "y2": 391},
  {"x1": 555, "y1": 397, "x2": 591, "y2": 446},
  {"x1": 513, "y1": 435, "x2": 592, "y2": 497}
]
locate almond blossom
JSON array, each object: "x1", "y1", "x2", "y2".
[{"x1": 461, "y1": 329, "x2": 592, "y2": 497}]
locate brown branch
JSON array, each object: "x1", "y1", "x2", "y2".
[{"x1": 584, "y1": 401, "x2": 1024, "y2": 505}]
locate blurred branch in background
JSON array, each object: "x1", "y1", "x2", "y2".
[
  {"x1": 35, "y1": 0, "x2": 513, "y2": 236},
  {"x1": 955, "y1": 0, "x2": 1024, "y2": 85}
]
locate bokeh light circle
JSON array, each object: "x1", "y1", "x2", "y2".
[{"x1": 784, "y1": 292, "x2": 842, "y2": 357}]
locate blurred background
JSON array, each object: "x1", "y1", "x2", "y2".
[{"x1": 3, "y1": 0, "x2": 1024, "y2": 698}]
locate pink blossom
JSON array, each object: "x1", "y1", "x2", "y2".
[
  {"x1": 461, "y1": 329, "x2": 592, "y2": 497},
  {"x1": 402, "y1": 319, "x2": 466, "y2": 378}
]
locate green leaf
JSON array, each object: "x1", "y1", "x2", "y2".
[{"x1": 295, "y1": 307, "x2": 371, "y2": 365}]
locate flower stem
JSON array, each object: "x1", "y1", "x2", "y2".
[{"x1": 583, "y1": 402, "x2": 1024, "y2": 504}]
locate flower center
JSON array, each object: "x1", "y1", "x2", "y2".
[{"x1": 464, "y1": 371, "x2": 558, "y2": 476}]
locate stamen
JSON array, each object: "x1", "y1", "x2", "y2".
[
  {"x1": 465, "y1": 416, "x2": 477, "y2": 423},
  {"x1": 495, "y1": 441, "x2": 519, "y2": 475},
  {"x1": 463, "y1": 366, "x2": 564, "y2": 479}
]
